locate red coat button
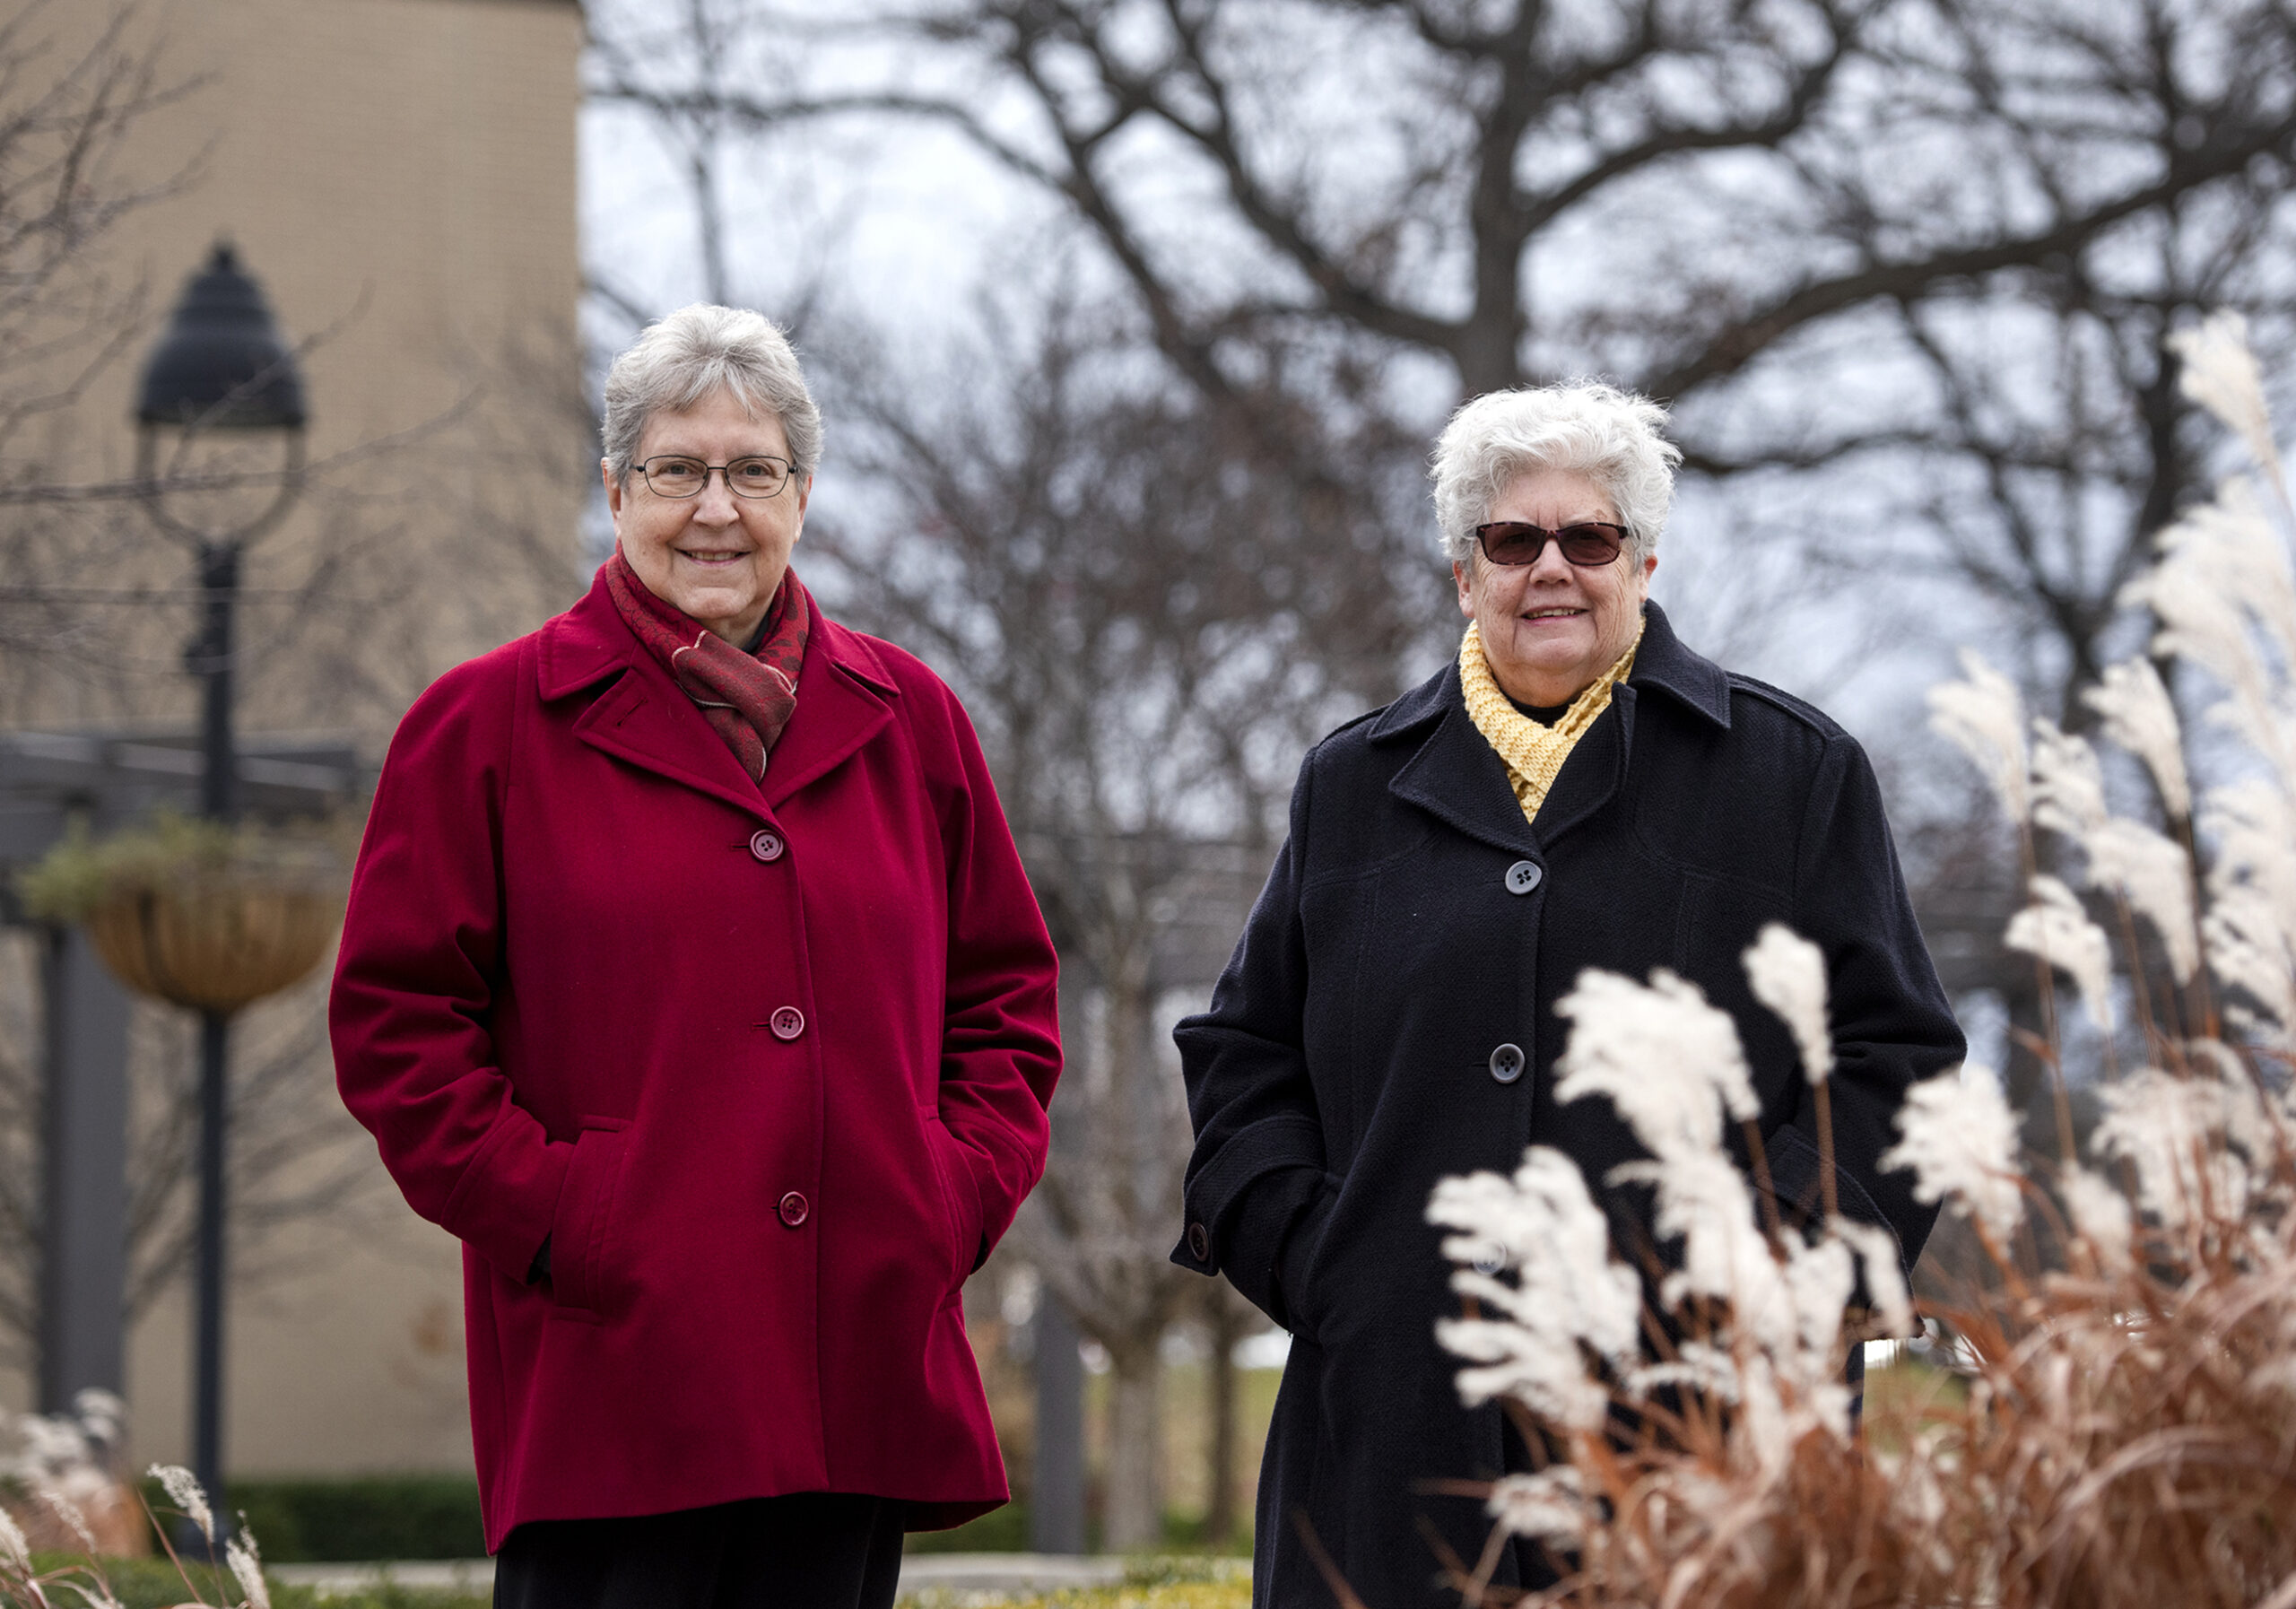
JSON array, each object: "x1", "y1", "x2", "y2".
[
  {"x1": 778, "y1": 1190, "x2": 809, "y2": 1228},
  {"x1": 769, "y1": 1006, "x2": 804, "y2": 1040},
  {"x1": 749, "y1": 830, "x2": 785, "y2": 862}
]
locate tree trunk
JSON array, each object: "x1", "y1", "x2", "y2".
[
  {"x1": 1204, "y1": 1290, "x2": 1246, "y2": 1547},
  {"x1": 1031, "y1": 1292, "x2": 1087, "y2": 1554},
  {"x1": 1101, "y1": 1337, "x2": 1164, "y2": 1550}
]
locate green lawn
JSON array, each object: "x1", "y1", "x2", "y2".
[
  {"x1": 1862, "y1": 1358, "x2": 1970, "y2": 1453},
  {"x1": 14, "y1": 1553, "x2": 1251, "y2": 1609}
]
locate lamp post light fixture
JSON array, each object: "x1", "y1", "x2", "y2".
[{"x1": 133, "y1": 240, "x2": 307, "y2": 1530}]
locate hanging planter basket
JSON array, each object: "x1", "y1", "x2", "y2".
[
  {"x1": 83, "y1": 877, "x2": 344, "y2": 1012},
  {"x1": 18, "y1": 812, "x2": 349, "y2": 1013}
]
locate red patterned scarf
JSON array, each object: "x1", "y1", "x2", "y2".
[{"x1": 604, "y1": 550, "x2": 811, "y2": 781}]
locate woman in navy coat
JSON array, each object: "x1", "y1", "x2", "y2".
[{"x1": 1170, "y1": 382, "x2": 1963, "y2": 1608}]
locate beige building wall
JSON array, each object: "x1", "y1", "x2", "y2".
[
  {"x1": 0, "y1": 0, "x2": 584, "y2": 1477},
  {"x1": 14, "y1": 0, "x2": 589, "y2": 732}
]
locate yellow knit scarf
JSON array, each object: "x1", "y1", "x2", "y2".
[{"x1": 1458, "y1": 616, "x2": 1645, "y2": 825}]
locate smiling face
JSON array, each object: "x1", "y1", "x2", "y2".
[
  {"x1": 605, "y1": 387, "x2": 811, "y2": 645},
  {"x1": 1454, "y1": 465, "x2": 1655, "y2": 707}
]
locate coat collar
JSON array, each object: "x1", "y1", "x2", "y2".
[
  {"x1": 1364, "y1": 601, "x2": 1726, "y2": 852},
  {"x1": 535, "y1": 565, "x2": 899, "y2": 818},
  {"x1": 1625, "y1": 600, "x2": 1731, "y2": 730},
  {"x1": 1365, "y1": 600, "x2": 1727, "y2": 744}
]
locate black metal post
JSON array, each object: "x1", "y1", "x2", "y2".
[
  {"x1": 196, "y1": 541, "x2": 239, "y2": 822},
  {"x1": 192, "y1": 1009, "x2": 228, "y2": 1522},
  {"x1": 189, "y1": 537, "x2": 239, "y2": 1535},
  {"x1": 38, "y1": 922, "x2": 131, "y2": 1414}
]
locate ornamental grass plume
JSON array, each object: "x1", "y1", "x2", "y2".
[
  {"x1": 145, "y1": 1468, "x2": 210, "y2": 1548},
  {"x1": 1881, "y1": 1063, "x2": 2024, "y2": 1248},
  {"x1": 1743, "y1": 925, "x2": 1831, "y2": 1087},
  {"x1": 0, "y1": 1393, "x2": 141, "y2": 1562},
  {"x1": 2083, "y1": 656, "x2": 2190, "y2": 822},
  {"x1": 222, "y1": 1535, "x2": 266, "y2": 1609},
  {"x1": 1, "y1": 1441, "x2": 268, "y2": 1609},
  {"x1": 2005, "y1": 874, "x2": 2116, "y2": 1032},
  {"x1": 2170, "y1": 309, "x2": 2286, "y2": 502},
  {"x1": 2124, "y1": 475, "x2": 2296, "y2": 789},
  {"x1": 1431, "y1": 1150, "x2": 1645, "y2": 1431},
  {"x1": 2025, "y1": 714, "x2": 2201, "y2": 982},
  {"x1": 1417, "y1": 314, "x2": 2296, "y2": 1609},
  {"x1": 1926, "y1": 648, "x2": 2028, "y2": 823}
]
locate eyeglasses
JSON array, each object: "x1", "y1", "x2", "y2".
[
  {"x1": 636, "y1": 454, "x2": 797, "y2": 500},
  {"x1": 1474, "y1": 520, "x2": 1628, "y2": 568}
]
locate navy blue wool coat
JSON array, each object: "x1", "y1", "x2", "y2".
[{"x1": 1171, "y1": 603, "x2": 1963, "y2": 1609}]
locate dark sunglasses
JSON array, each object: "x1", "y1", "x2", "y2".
[{"x1": 1474, "y1": 520, "x2": 1629, "y2": 568}]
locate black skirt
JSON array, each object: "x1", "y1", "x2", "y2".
[{"x1": 493, "y1": 1493, "x2": 905, "y2": 1609}]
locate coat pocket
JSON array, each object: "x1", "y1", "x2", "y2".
[
  {"x1": 549, "y1": 1118, "x2": 632, "y2": 1318},
  {"x1": 1761, "y1": 1121, "x2": 1840, "y2": 1234},
  {"x1": 922, "y1": 1112, "x2": 982, "y2": 1292},
  {"x1": 1279, "y1": 1173, "x2": 1344, "y2": 1344}
]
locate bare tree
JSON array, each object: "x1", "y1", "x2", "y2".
[
  {"x1": 591, "y1": 0, "x2": 2296, "y2": 672},
  {"x1": 1191, "y1": 1274, "x2": 1257, "y2": 1545},
  {"x1": 807, "y1": 289, "x2": 1381, "y2": 1544},
  {"x1": 582, "y1": 0, "x2": 879, "y2": 349},
  {"x1": 1795, "y1": 4, "x2": 2296, "y2": 1152}
]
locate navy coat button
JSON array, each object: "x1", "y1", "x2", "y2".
[
  {"x1": 770, "y1": 1006, "x2": 804, "y2": 1040},
  {"x1": 1489, "y1": 1042, "x2": 1526, "y2": 1083},
  {"x1": 750, "y1": 829, "x2": 785, "y2": 862},
  {"x1": 1187, "y1": 1222, "x2": 1212, "y2": 1262},
  {"x1": 1505, "y1": 860, "x2": 1543, "y2": 894},
  {"x1": 778, "y1": 1190, "x2": 809, "y2": 1228}
]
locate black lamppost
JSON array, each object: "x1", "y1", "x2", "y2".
[{"x1": 133, "y1": 241, "x2": 306, "y2": 1526}]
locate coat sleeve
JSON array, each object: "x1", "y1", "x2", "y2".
[
  {"x1": 930, "y1": 688, "x2": 1063, "y2": 1274},
  {"x1": 329, "y1": 652, "x2": 571, "y2": 1284},
  {"x1": 1765, "y1": 729, "x2": 1966, "y2": 1290},
  {"x1": 1167, "y1": 748, "x2": 1336, "y2": 1335}
]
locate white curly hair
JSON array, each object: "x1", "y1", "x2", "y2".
[{"x1": 1430, "y1": 380, "x2": 1681, "y2": 568}]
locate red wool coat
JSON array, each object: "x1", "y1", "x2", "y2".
[{"x1": 330, "y1": 570, "x2": 1060, "y2": 1550}]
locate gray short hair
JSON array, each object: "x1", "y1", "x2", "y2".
[
  {"x1": 601, "y1": 304, "x2": 822, "y2": 483},
  {"x1": 1430, "y1": 380, "x2": 1681, "y2": 569}
]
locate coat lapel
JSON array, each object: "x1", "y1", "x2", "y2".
[
  {"x1": 761, "y1": 609, "x2": 896, "y2": 810},
  {"x1": 568, "y1": 673, "x2": 778, "y2": 821},
  {"x1": 1381, "y1": 663, "x2": 1544, "y2": 859},
  {"x1": 1534, "y1": 602, "x2": 1731, "y2": 842},
  {"x1": 1532, "y1": 690, "x2": 1629, "y2": 845},
  {"x1": 537, "y1": 568, "x2": 892, "y2": 822}
]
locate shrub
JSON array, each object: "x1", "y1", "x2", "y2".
[
  {"x1": 138, "y1": 1478, "x2": 485, "y2": 1564},
  {"x1": 903, "y1": 1499, "x2": 1030, "y2": 1554}
]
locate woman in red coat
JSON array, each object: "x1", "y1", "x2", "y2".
[{"x1": 330, "y1": 305, "x2": 1061, "y2": 1609}]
